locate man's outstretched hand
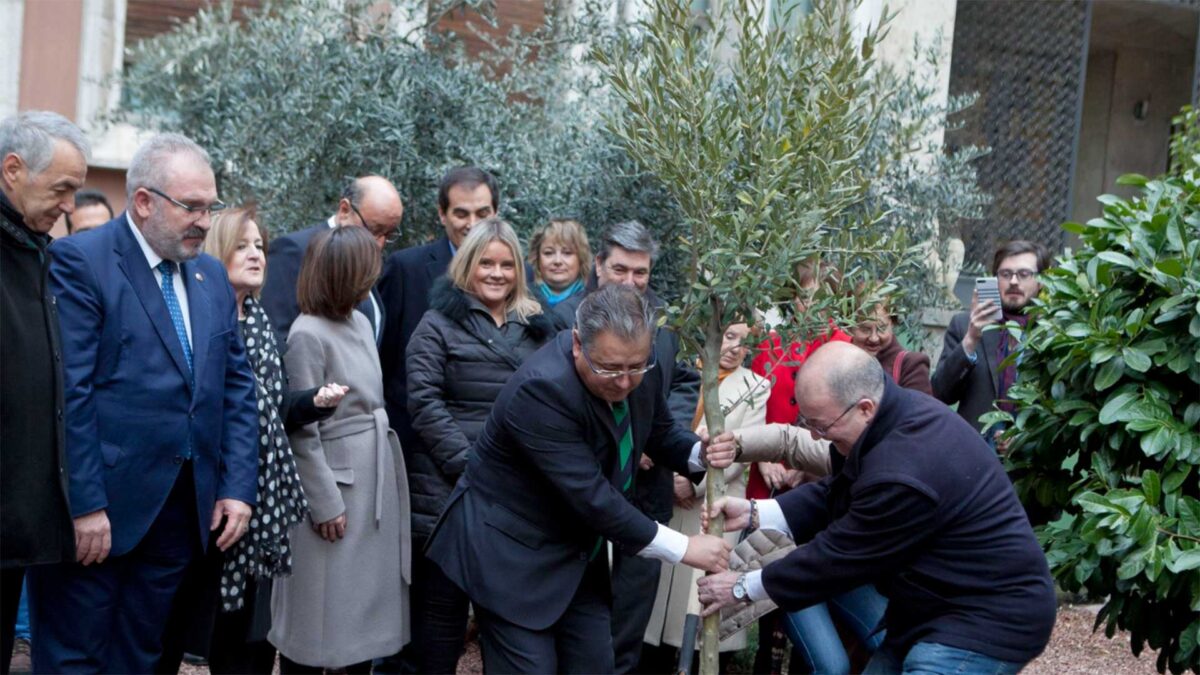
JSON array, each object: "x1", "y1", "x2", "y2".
[
  {"x1": 698, "y1": 428, "x2": 738, "y2": 469},
  {"x1": 681, "y1": 533, "x2": 731, "y2": 573},
  {"x1": 702, "y1": 496, "x2": 752, "y2": 533}
]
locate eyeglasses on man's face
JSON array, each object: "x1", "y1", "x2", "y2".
[
  {"x1": 580, "y1": 343, "x2": 658, "y2": 379},
  {"x1": 144, "y1": 187, "x2": 226, "y2": 217},
  {"x1": 351, "y1": 203, "x2": 401, "y2": 245},
  {"x1": 997, "y1": 268, "x2": 1037, "y2": 282},
  {"x1": 796, "y1": 400, "x2": 859, "y2": 438}
]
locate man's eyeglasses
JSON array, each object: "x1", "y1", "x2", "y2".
[
  {"x1": 997, "y1": 269, "x2": 1037, "y2": 282},
  {"x1": 580, "y1": 344, "x2": 658, "y2": 379},
  {"x1": 350, "y1": 203, "x2": 401, "y2": 245},
  {"x1": 796, "y1": 400, "x2": 859, "y2": 438},
  {"x1": 144, "y1": 187, "x2": 226, "y2": 217}
]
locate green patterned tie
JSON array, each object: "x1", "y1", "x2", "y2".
[
  {"x1": 591, "y1": 399, "x2": 637, "y2": 561},
  {"x1": 612, "y1": 399, "x2": 635, "y2": 494}
]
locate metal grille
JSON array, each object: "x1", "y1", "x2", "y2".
[{"x1": 946, "y1": 0, "x2": 1091, "y2": 267}]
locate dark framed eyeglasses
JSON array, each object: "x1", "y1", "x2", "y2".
[
  {"x1": 144, "y1": 187, "x2": 226, "y2": 217},
  {"x1": 350, "y1": 203, "x2": 401, "y2": 245},
  {"x1": 579, "y1": 341, "x2": 658, "y2": 379},
  {"x1": 796, "y1": 400, "x2": 859, "y2": 438},
  {"x1": 997, "y1": 269, "x2": 1037, "y2": 282}
]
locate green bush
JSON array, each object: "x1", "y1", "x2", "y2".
[{"x1": 985, "y1": 156, "x2": 1200, "y2": 672}]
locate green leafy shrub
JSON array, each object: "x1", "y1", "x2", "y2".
[{"x1": 985, "y1": 156, "x2": 1200, "y2": 672}]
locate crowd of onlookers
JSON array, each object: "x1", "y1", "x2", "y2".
[{"x1": 2, "y1": 109, "x2": 1058, "y2": 675}]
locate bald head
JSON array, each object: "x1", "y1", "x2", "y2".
[
  {"x1": 797, "y1": 342, "x2": 885, "y2": 408},
  {"x1": 336, "y1": 174, "x2": 403, "y2": 248}
]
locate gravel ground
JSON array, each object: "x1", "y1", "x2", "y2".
[
  {"x1": 1023, "y1": 605, "x2": 1160, "y2": 675},
  {"x1": 10, "y1": 605, "x2": 1164, "y2": 674}
]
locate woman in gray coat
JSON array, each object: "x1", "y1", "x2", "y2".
[
  {"x1": 270, "y1": 226, "x2": 411, "y2": 673},
  {"x1": 404, "y1": 218, "x2": 554, "y2": 673}
]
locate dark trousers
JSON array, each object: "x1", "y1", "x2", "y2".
[
  {"x1": 476, "y1": 559, "x2": 614, "y2": 674},
  {"x1": 611, "y1": 550, "x2": 663, "y2": 674},
  {"x1": 384, "y1": 540, "x2": 470, "y2": 674},
  {"x1": 280, "y1": 654, "x2": 371, "y2": 674},
  {"x1": 1, "y1": 567, "x2": 23, "y2": 675},
  {"x1": 27, "y1": 465, "x2": 200, "y2": 674}
]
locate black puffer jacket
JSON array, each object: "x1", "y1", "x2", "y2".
[{"x1": 406, "y1": 277, "x2": 556, "y2": 540}]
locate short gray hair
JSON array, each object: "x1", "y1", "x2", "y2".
[
  {"x1": 576, "y1": 284, "x2": 658, "y2": 349},
  {"x1": 596, "y1": 220, "x2": 659, "y2": 264},
  {"x1": 0, "y1": 111, "x2": 91, "y2": 174},
  {"x1": 126, "y1": 133, "x2": 212, "y2": 201},
  {"x1": 826, "y1": 354, "x2": 886, "y2": 408}
]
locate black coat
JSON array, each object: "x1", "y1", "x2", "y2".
[
  {"x1": 762, "y1": 378, "x2": 1056, "y2": 664},
  {"x1": 931, "y1": 310, "x2": 1003, "y2": 432},
  {"x1": 259, "y1": 222, "x2": 383, "y2": 345},
  {"x1": 426, "y1": 331, "x2": 701, "y2": 630},
  {"x1": 0, "y1": 192, "x2": 74, "y2": 568},
  {"x1": 405, "y1": 278, "x2": 555, "y2": 539},
  {"x1": 378, "y1": 237, "x2": 454, "y2": 455}
]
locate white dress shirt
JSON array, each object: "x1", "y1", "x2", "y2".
[{"x1": 636, "y1": 442, "x2": 710, "y2": 563}]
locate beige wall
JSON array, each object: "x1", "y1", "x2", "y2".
[
  {"x1": 1070, "y1": 2, "x2": 1197, "y2": 226},
  {"x1": 19, "y1": 0, "x2": 84, "y2": 116}
]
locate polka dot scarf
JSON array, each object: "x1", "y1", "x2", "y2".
[{"x1": 220, "y1": 296, "x2": 309, "y2": 612}]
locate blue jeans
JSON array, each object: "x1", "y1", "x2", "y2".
[
  {"x1": 782, "y1": 585, "x2": 887, "y2": 675},
  {"x1": 863, "y1": 641, "x2": 1024, "y2": 675}
]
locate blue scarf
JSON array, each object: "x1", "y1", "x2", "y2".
[{"x1": 538, "y1": 279, "x2": 583, "y2": 307}]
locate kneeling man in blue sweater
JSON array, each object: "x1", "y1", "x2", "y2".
[{"x1": 700, "y1": 341, "x2": 1056, "y2": 674}]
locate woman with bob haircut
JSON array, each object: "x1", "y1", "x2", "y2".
[
  {"x1": 156, "y1": 207, "x2": 347, "y2": 675},
  {"x1": 269, "y1": 226, "x2": 411, "y2": 674},
  {"x1": 404, "y1": 217, "x2": 555, "y2": 673},
  {"x1": 527, "y1": 218, "x2": 592, "y2": 329}
]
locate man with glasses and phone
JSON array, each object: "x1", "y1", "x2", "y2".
[
  {"x1": 932, "y1": 240, "x2": 1051, "y2": 450},
  {"x1": 425, "y1": 284, "x2": 737, "y2": 673},
  {"x1": 260, "y1": 174, "x2": 403, "y2": 344},
  {"x1": 698, "y1": 341, "x2": 1056, "y2": 675}
]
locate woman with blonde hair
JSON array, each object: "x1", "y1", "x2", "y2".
[
  {"x1": 404, "y1": 217, "x2": 555, "y2": 673},
  {"x1": 270, "y1": 226, "x2": 411, "y2": 673},
  {"x1": 157, "y1": 207, "x2": 346, "y2": 674},
  {"x1": 528, "y1": 218, "x2": 592, "y2": 328}
]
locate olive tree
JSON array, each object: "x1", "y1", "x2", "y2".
[{"x1": 595, "y1": 0, "x2": 918, "y2": 667}]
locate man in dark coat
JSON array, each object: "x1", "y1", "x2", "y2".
[
  {"x1": 0, "y1": 111, "x2": 88, "y2": 675},
  {"x1": 258, "y1": 175, "x2": 402, "y2": 344},
  {"x1": 589, "y1": 221, "x2": 701, "y2": 673},
  {"x1": 426, "y1": 284, "x2": 735, "y2": 673},
  {"x1": 932, "y1": 240, "x2": 1050, "y2": 448},
  {"x1": 699, "y1": 342, "x2": 1057, "y2": 672},
  {"x1": 375, "y1": 166, "x2": 498, "y2": 674}
]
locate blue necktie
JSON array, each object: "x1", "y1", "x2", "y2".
[{"x1": 157, "y1": 261, "x2": 193, "y2": 375}]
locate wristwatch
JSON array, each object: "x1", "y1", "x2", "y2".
[{"x1": 732, "y1": 573, "x2": 749, "y2": 602}]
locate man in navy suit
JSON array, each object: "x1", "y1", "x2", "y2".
[
  {"x1": 426, "y1": 285, "x2": 736, "y2": 673},
  {"x1": 375, "y1": 165, "x2": 497, "y2": 674},
  {"x1": 27, "y1": 133, "x2": 259, "y2": 673},
  {"x1": 259, "y1": 175, "x2": 403, "y2": 344}
]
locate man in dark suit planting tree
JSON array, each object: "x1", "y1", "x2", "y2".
[{"x1": 427, "y1": 284, "x2": 737, "y2": 673}]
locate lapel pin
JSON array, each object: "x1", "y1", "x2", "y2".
[{"x1": 195, "y1": 272, "x2": 204, "y2": 282}]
